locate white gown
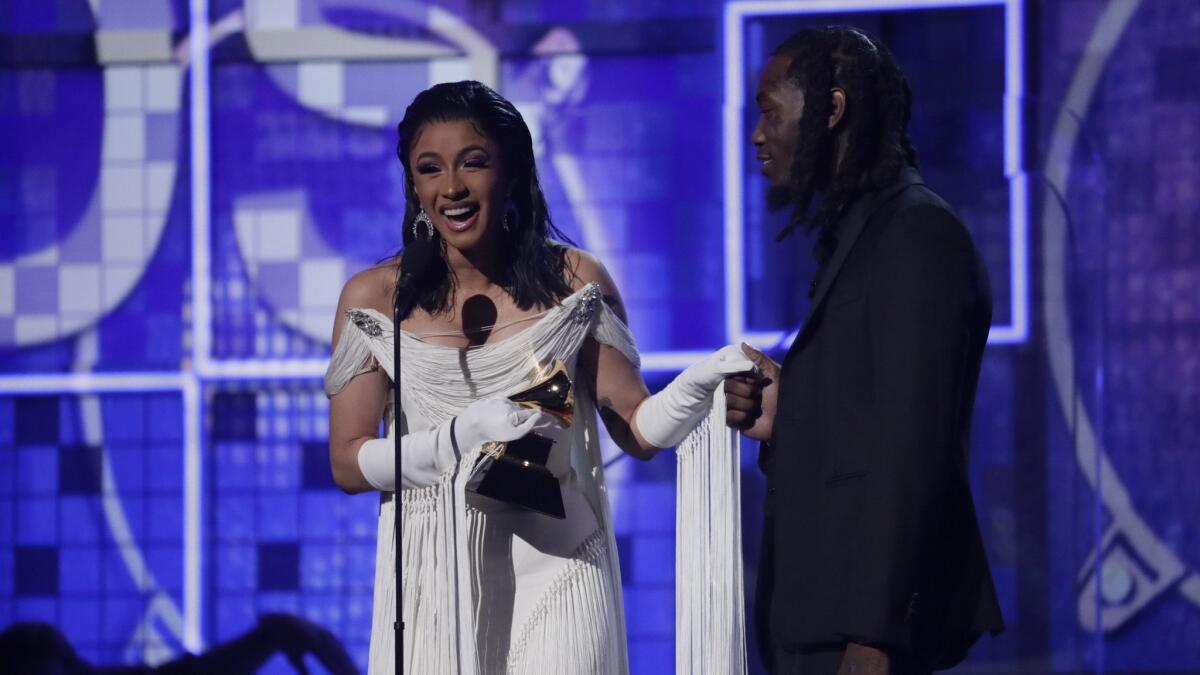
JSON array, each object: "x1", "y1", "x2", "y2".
[{"x1": 324, "y1": 282, "x2": 638, "y2": 675}]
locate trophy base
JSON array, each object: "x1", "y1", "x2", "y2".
[{"x1": 466, "y1": 433, "x2": 566, "y2": 520}]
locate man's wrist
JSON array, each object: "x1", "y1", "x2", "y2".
[{"x1": 839, "y1": 641, "x2": 890, "y2": 675}]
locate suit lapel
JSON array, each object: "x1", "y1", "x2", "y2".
[{"x1": 791, "y1": 168, "x2": 925, "y2": 347}]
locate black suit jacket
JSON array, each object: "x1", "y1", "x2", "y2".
[{"x1": 758, "y1": 169, "x2": 1004, "y2": 670}]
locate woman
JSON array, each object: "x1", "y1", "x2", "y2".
[{"x1": 325, "y1": 81, "x2": 750, "y2": 674}]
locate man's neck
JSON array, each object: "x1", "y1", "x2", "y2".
[{"x1": 810, "y1": 135, "x2": 850, "y2": 198}]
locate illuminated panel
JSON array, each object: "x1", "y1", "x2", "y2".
[{"x1": 723, "y1": 0, "x2": 1027, "y2": 347}]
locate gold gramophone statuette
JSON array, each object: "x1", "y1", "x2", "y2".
[{"x1": 467, "y1": 360, "x2": 572, "y2": 519}]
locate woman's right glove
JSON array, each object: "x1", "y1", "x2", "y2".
[
  {"x1": 452, "y1": 397, "x2": 562, "y2": 454},
  {"x1": 357, "y1": 396, "x2": 561, "y2": 491},
  {"x1": 633, "y1": 345, "x2": 756, "y2": 449}
]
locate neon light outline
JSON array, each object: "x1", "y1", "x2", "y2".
[{"x1": 723, "y1": 0, "x2": 1028, "y2": 347}]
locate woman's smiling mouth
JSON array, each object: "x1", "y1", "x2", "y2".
[{"x1": 441, "y1": 203, "x2": 480, "y2": 232}]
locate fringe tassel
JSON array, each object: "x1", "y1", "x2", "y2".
[
  {"x1": 507, "y1": 532, "x2": 623, "y2": 675},
  {"x1": 675, "y1": 387, "x2": 748, "y2": 675},
  {"x1": 367, "y1": 472, "x2": 462, "y2": 674}
]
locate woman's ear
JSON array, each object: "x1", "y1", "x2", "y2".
[{"x1": 828, "y1": 88, "x2": 847, "y2": 129}]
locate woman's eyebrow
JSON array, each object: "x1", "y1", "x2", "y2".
[{"x1": 456, "y1": 145, "x2": 490, "y2": 160}]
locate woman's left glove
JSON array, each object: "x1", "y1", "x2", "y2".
[{"x1": 633, "y1": 345, "x2": 755, "y2": 448}]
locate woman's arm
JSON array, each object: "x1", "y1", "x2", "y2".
[
  {"x1": 328, "y1": 268, "x2": 392, "y2": 494},
  {"x1": 569, "y1": 250, "x2": 756, "y2": 461},
  {"x1": 569, "y1": 251, "x2": 659, "y2": 459}
]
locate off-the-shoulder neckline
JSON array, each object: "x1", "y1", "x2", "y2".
[{"x1": 348, "y1": 282, "x2": 600, "y2": 352}]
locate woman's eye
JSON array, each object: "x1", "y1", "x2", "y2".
[
  {"x1": 463, "y1": 157, "x2": 488, "y2": 169},
  {"x1": 416, "y1": 163, "x2": 440, "y2": 174}
]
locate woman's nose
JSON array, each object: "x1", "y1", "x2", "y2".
[{"x1": 441, "y1": 172, "x2": 467, "y2": 200}]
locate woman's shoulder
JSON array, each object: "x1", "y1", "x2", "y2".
[
  {"x1": 559, "y1": 246, "x2": 627, "y2": 322},
  {"x1": 338, "y1": 261, "x2": 397, "y2": 319},
  {"x1": 561, "y1": 246, "x2": 615, "y2": 293}
]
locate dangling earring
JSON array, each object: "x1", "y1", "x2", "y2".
[
  {"x1": 412, "y1": 209, "x2": 434, "y2": 240},
  {"x1": 502, "y1": 201, "x2": 517, "y2": 232}
]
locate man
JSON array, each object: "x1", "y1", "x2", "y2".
[{"x1": 725, "y1": 27, "x2": 1005, "y2": 675}]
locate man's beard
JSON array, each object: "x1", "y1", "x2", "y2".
[
  {"x1": 766, "y1": 183, "x2": 793, "y2": 211},
  {"x1": 765, "y1": 158, "x2": 820, "y2": 213},
  {"x1": 765, "y1": 160, "x2": 827, "y2": 216}
]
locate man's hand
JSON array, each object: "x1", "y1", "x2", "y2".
[
  {"x1": 835, "y1": 642, "x2": 890, "y2": 675},
  {"x1": 724, "y1": 343, "x2": 780, "y2": 442}
]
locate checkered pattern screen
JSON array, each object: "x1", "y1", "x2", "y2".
[
  {"x1": 7, "y1": 1, "x2": 1200, "y2": 674},
  {"x1": 0, "y1": 393, "x2": 186, "y2": 666},
  {"x1": 0, "y1": 2, "x2": 1034, "y2": 673},
  {"x1": 207, "y1": 384, "x2": 376, "y2": 671}
]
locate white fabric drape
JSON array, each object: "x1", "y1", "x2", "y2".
[
  {"x1": 675, "y1": 387, "x2": 748, "y2": 674},
  {"x1": 325, "y1": 283, "x2": 630, "y2": 674},
  {"x1": 325, "y1": 280, "x2": 747, "y2": 674}
]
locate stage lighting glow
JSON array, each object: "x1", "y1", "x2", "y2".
[
  {"x1": 0, "y1": 372, "x2": 187, "y2": 393},
  {"x1": 186, "y1": 0, "x2": 210, "y2": 651},
  {"x1": 182, "y1": 374, "x2": 203, "y2": 651}
]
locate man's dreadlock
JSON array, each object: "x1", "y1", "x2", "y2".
[{"x1": 773, "y1": 27, "x2": 918, "y2": 263}]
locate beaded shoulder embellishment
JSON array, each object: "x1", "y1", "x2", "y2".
[
  {"x1": 570, "y1": 282, "x2": 602, "y2": 324},
  {"x1": 346, "y1": 309, "x2": 384, "y2": 337}
]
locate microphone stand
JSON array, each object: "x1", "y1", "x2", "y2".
[
  {"x1": 393, "y1": 294, "x2": 405, "y2": 674},
  {"x1": 391, "y1": 237, "x2": 432, "y2": 674}
]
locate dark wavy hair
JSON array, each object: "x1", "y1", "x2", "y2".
[
  {"x1": 393, "y1": 80, "x2": 573, "y2": 320},
  {"x1": 772, "y1": 27, "x2": 918, "y2": 261}
]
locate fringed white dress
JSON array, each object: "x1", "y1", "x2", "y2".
[{"x1": 324, "y1": 283, "x2": 638, "y2": 675}]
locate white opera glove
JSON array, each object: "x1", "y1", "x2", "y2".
[
  {"x1": 356, "y1": 397, "x2": 561, "y2": 492},
  {"x1": 634, "y1": 345, "x2": 755, "y2": 448},
  {"x1": 356, "y1": 414, "x2": 453, "y2": 492},
  {"x1": 451, "y1": 396, "x2": 563, "y2": 453}
]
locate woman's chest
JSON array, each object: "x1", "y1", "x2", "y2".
[{"x1": 401, "y1": 299, "x2": 550, "y2": 349}]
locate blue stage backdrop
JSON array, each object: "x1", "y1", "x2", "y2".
[{"x1": 1, "y1": 1, "x2": 1198, "y2": 673}]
